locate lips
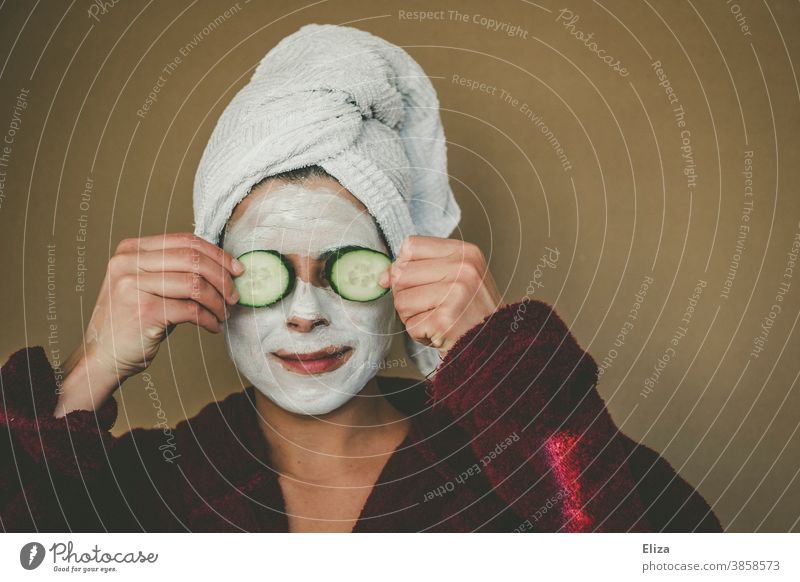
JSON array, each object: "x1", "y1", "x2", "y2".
[{"x1": 271, "y1": 346, "x2": 353, "y2": 375}]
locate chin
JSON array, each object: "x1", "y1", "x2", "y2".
[
  {"x1": 249, "y1": 359, "x2": 375, "y2": 416},
  {"x1": 231, "y1": 332, "x2": 392, "y2": 416},
  {"x1": 260, "y1": 388, "x2": 358, "y2": 416}
]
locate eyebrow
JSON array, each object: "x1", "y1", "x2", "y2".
[
  {"x1": 313, "y1": 244, "x2": 381, "y2": 260},
  {"x1": 231, "y1": 234, "x2": 385, "y2": 261}
]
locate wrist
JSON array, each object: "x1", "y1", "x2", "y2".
[{"x1": 54, "y1": 345, "x2": 122, "y2": 418}]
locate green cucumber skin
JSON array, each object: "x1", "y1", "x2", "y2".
[
  {"x1": 324, "y1": 246, "x2": 391, "y2": 302},
  {"x1": 235, "y1": 250, "x2": 295, "y2": 308},
  {"x1": 235, "y1": 247, "x2": 391, "y2": 307}
]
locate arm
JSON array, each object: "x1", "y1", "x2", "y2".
[
  {"x1": 428, "y1": 299, "x2": 662, "y2": 532},
  {"x1": 1, "y1": 232, "x2": 240, "y2": 531},
  {"x1": 383, "y1": 236, "x2": 720, "y2": 531},
  {"x1": 1, "y1": 346, "x2": 186, "y2": 531},
  {"x1": 618, "y1": 433, "x2": 722, "y2": 532}
]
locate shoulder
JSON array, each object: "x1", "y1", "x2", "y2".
[
  {"x1": 116, "y1": 388, "x2": 258, "y2": 469},
  {"x1": 437, "y1": 298, "x2": 594, "y2": 376},
  {"x1": 169, "y1": 388, "x2": 257, "y2": 449},
  {"x1": 426, "y1": 299, "x2": 599, "y2": 417}
]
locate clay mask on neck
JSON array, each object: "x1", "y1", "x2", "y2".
[{"x1": 222, "y1": 183, "x2": 396, "y2": 415}]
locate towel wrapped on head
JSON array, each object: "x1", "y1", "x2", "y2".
[{"x1": 192, "y1": 23, "x2": 460, "y2": 375}]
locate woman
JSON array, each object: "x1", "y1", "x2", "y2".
[{"x1": 0, "y1": 24, "x2": 721, "y2": 532}]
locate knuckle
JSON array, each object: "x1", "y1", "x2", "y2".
[
  {"x1": 396, "y1": 305, "x2": 410, "y2": 323},
  {"x1": 460, "y1": 262, "x2": 482, "y2": 285},
  {"x1": 190, "y1": 235, "x2": 207, "y2": 250},
  {"x1": 452, "y1": 279, "x2": 471, "y2": 301},
  {"x1": 115, "y1": 237, "x2": 135, "y2": 254},
  {"x1": 179, "y1": 246, "x2": 201, "y2": 265},
  {"x1": 188, "y1": 301, "x2": 202, "y2": 318},
  {"x1": 186, "y1": 272, "x2": 205, "y2": 297},
  {"x1": 405, "y1": 316, "x2": 423, "y2": 333},
  {"x1": 394, "y1": 292, "x2": 409, "y2": 313},
  {"x1": 433, "y1": 310, "x2": 453, "y2": 329},
  {"x1": 107, "y1": 253, "x2": 126, "y2": 275},
  {"x1": 185, "y1": 271, "x2": 202, "y2": 287},
  {"x1": 115, "y1": 273, "x2": 137, "y2": 292},
  {"x1": 463, "y1": 242, "x2": 483, "y2": 262}
]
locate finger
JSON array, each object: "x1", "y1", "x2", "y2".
[
  {"x1": 162, "y1": 298, "x2": 222, "y2": 334},
  {"x1": 383, "y1": 257, "x2": 452, "y2": 291},
  {"x1": 403, "y1": 309, "x2": 445, "y2": 349},
  {"x1": 116, "y1": 232, "x2": 244, "y2": 276},
  {"x1": 378, "y1": 266, "x2": 391, "y2": 288},
  {"x1": 394, "y1": 281, "x2": 468, "y2": 322},
  {"x1": 391, "y1": 256, "x2": 488, "y2": 297},
  {"x1": 133, "y1": 248, "x2": 239, "y2": 305},
  {"x1": 136, "y1": 272, "x2": 227, "y2": 323},
  {"x1": 396, "y1": 235, "x2": 465, "y2": 263}
]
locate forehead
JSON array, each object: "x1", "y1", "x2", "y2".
[
  {"x1": 223, "y1": 178, "x2": 384, "y2": 256},
  {"x1": 228, "y1": 176, "x2": 368, "y2": 221}
]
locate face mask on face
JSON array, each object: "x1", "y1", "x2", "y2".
[{"x1": 221, "y1": 182, "x2": 396, "y2": 415}]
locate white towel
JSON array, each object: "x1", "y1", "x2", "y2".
[{"x1": 192, "y1": 23, "x2": 460, "y2": 376}]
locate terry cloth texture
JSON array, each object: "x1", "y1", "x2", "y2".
[
  {"x1": 1, "y1": 299, "x2": 723, "y2": 532},
  {"x1": 192, "y1": 23, "x2": 461, "y2": 375}
]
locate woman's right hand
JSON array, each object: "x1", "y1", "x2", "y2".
[{"x1": 54, "y1": 233, "x2": 243, "y2": 417}]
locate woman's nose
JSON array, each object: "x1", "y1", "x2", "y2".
[{"x1": 285, "y1": 280, "x2": 329, "y2": 332}]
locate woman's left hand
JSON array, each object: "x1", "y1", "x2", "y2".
[{"x1": 378, "y1": 235, "x2": 502, "y2": 357}]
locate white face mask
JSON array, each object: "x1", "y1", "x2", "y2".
[{"x1": 221, "y1": 183, "x2": 396, "y2": 415}]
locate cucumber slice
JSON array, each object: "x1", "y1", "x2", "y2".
[
  {"x1": 234, "y1": 250, "x2": 294, "y2": 307},
  {"x1": 326, "y1": 246, "x2": 391, "y2": 302}
]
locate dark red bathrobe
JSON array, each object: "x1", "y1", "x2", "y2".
[{"x1": 0, "y1": 299, "x2": 722, "y2": 532}]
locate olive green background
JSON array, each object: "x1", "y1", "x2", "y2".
[{"x1": 1, "y1": 0, "x2": 798, "y2": 532}]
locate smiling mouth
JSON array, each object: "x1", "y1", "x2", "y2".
[{"x1": 271, "y1": 346, "x2": 353, "y2": 375}]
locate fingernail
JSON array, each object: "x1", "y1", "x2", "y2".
[
  {"x1": 378, "y1": 271, "x2": 389, "y2": 287},
  {"x1": 230, "y1": 290, "x2": 239, "y2": 304},
  {"x1": 232, "y1": 259, "x2": 244, "y2": 274}
]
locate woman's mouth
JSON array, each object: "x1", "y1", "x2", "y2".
[{"x1": 271, "y1": 346, "x2": 353, "y2": 375}]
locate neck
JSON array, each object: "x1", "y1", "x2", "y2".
[{"x1": 253, "y1": 376, "x2": 410, "y2": 484}]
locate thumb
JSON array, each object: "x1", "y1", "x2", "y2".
[{"x1": 378, "y1": 265, "x2": 392, "y2": 288}]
